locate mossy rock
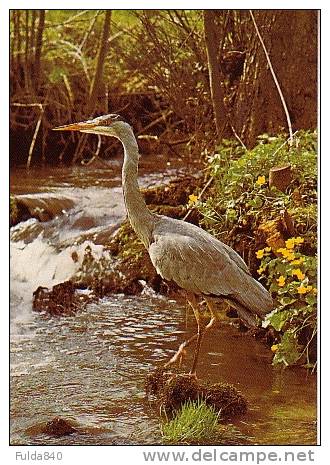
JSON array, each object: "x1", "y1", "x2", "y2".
[
  {"x1": 32, "y1": 280, "x2": 92, "y2": 316},
  {"x1": 146, "y1": 369, "x2": 247, "y2": 420},
  {"x1": 10, "y1": 195, "x2": 75, "y2": 227},
  {"x1": 160, "y1": 374, "x2": 200, "y2": 415},
  {"x1": 199, "y1": 382, "x2": 247, "y2": 419}
]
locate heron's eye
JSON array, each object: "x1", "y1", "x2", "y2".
[
  {"x1": 95, "y1": 114, "x2": 125, "y2": 126},
  {"x1": 109, "y1": 114, "x2": 125, "y2": 123}
]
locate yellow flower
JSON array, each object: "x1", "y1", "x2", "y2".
[
  {"x1": 285, "y1": 236, "x2": 305, "y2": 249},
  {"x1": 257, "y1": 266, "x2": 265, "y2": 275},
  {"x1": 277, "y1": 275, "x2": 286, "y2": 287},
  {"x1": 256, "y1": 175, "x2": 266, "y2": 186},
  {"x1": 285, "y1": 238, "x2": 296, "y2": 249},
  {"x1": 291, "y1": 257, "x2": 305, "y2": 265},
  {"x1": 271, "y1": 344, "x2": 279, "y2": 352},
  {"x1": 312, "y1": 288, "x2": 317, "y2": 295},
  {"x1": 277, "y1": 248, "x2": 295, "y2": 261},
  {"x1": 188, "y1": 194, "x2": 198, "y2": 205},
  {"x1": 297, "y1": 285, "x2": 313, "y2": 295},
  {"x1": 292, "y1": 269, "x2": 305, "y2": 281},
  {"x1": 277, "y1": 247, "x2": 287, "y2": 255},
  {"x1": 256, "y1": 247, "x2": 272, "y2": 260},
  {"x1": 256, "y1": 249, "x2": 265, "y2": 259},
  {"x1": 294, "y1": 237, "x2": 304, "y2": 244}
]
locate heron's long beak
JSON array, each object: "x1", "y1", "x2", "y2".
[{"x1": 53, "y1": 121, "x2": 97, "y2": 131}]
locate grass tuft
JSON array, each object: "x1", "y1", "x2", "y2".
[{"x1": 161, "y1": 398, "x2": 219, "y2": 444}]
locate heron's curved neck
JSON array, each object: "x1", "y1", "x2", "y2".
[{"x1": 120, "y1": 129, "x2": 155, "y2": 247}]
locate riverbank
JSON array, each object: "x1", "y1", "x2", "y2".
[{"x1": 10, "y1": 159, "x2": 317, "y2": 445}]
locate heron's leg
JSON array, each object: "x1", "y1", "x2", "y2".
[
  {"x1": 203, "y1": 296, "x2": 218, "y2": 332},
  {"x1": 190, "y1": 296, "x2": 218, "y2": 375},
  {"x1": 164, "y1": 333, "x2": 198, "y2": 368},
  {"x1": 189, "y1": 294, "x2": 204, "y2": 375},
  {"x1": 164, "y1": 293, "x2": 199, "y2": 369}
]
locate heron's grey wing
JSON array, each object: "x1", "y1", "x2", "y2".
[
  {"x1": 149, "y1": 232, "x2": 245, "y2": 295},
  {"x1": 148, "y1": 231, "x2": 273, "y2": 318}
]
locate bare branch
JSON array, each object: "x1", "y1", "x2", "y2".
[{"x1": 249, "y1": 10, "x2": 293, "y2": 144}]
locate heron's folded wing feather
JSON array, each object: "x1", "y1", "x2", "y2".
[
  {"x1": 148, "y1": 231, "x2": 273, "y2": 316},
  {"x1": 149, "y1": 233, "x2": 250, "y2": 295}
]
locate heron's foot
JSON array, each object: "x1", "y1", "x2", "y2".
[
  {"x1": 187, "y1": 370, "x2": 198, "y2": 380},
  {"x1": 164, "y1": 331, "x2": 199, "y2": 369},
  {"x1": 164, "y1": 344, "x2": 187, "y2": 368}
]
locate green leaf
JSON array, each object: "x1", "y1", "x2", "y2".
[
  {"x1": 264, "y1": 309, "x2": 292, "y2": 331},
  {"x1": 247, "y1": 196, "x2": 263, "y2": 208},
  {"x1": 273, "y1": 331, "x2": 301, "y2": 366},
  {"x1": 305, "y1": 293, "x2": 317, "y2": 305},
  {"x1": 279, "y1": 296, "x2": 297, "y2": 307}
]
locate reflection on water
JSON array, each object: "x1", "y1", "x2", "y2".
[{"x1": 10, "y1": 295, "x2": 317, "y2": 445}]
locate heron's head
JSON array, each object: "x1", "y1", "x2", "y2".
[{"x1": 53, "y1": 114, "x2": 132, "y2": 139}]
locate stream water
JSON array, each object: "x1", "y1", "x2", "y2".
[{"x1": 10, "y1": 159, "x2": 317, "y2": 445}]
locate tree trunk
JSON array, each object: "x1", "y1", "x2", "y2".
[
  {"x1": 86, "y1": 10, "x2": 112, "y2": 116},
  {"x1": 232, "y1": 10, "x2": 318, "y2": 147},
  {"x1": 203, "y1": 10, "x2": 227, "y2": 140},
  {"x1": 30, "y1": 10, "x2": 37, "y2": 54},
  {"x1": 15, "y1": 10, "x2": 22, "y2": 67},
  {"x1": 34, "y1": 10, "x2": 45, "y2": 92},
  {"x1": 24, "y1": 11, "x2": 32, "y2": 92},
  {"x1": 72, "y1": 10, "x2": 112, "y2": 164}
]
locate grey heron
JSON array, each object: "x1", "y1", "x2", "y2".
[{"x1": 54, "y1": 114, "x2": 273, "y2": 375}]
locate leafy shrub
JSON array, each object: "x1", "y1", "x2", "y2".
[
  {"x1": 257, "y1": 238, "x2": 317, "y2": 367},
  {"x1": 198, "y1": 131, "x2": 317, "y2": 368},
  {"x1": 200, "y1": 130, "x2": 317, "y2": 241}
]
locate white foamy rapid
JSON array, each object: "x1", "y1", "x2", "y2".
[{"x1": 10, "y1": 185, "x2": 126, "y2": 334}]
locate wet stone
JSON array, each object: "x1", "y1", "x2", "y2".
[
  {"x1": 44, "y1": 417, "x2": 77, "y2": 437},
  {"x1": 32, "y1": 280, "x2": 91, "y2": 316}
]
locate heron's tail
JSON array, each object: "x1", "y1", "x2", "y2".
[{"x1": 228, "y1": 278, "x2": 274, "y2": 327}]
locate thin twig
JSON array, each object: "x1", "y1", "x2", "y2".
[
  {"x1": 249, "y1": 10, "x2": 293, "y2": 145},
  {"x1": 77, "y1": 11, "x2": 100, "y2": 56},
  {"x1": 136, "y1": 110, "x2": 174, "y2": 136},
  {"x1": 183, "y1": 177, "x2": 213, "y2": 221},
  {"x1": 54, "y1": 10, "x2": 89, "y2": 28},
  {"x1": 11, "y1": 102, "x2": 48, "y2": 107},
  {"x1": 26, "y1": 104, "x2": 45, "y2": 169},
  {"x1": 230, "y1": 123, "x2": 247, "y2": 150},
  {"x1": 271, "y1": 130, "x2": 298, "y2": 162}
]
